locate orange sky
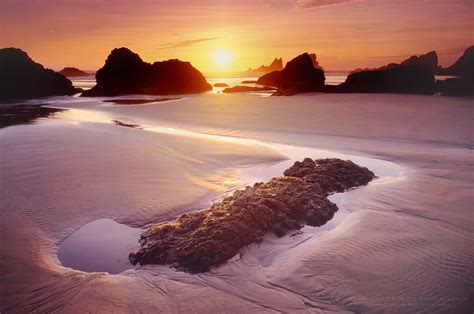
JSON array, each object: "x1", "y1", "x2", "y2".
[{"x1": 0, "y1": 0, "x2": 472, "y2": 75}]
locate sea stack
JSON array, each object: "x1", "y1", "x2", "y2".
[
  {"x1": 257, "y1": 53, "x2": 326, "y2": 95},
  {"x1": 244, "y1": 57, "x2": 284, "y2": 75},
  {"x1": 0, "y1": 48, "x2": 78, "y2": 100},
  {"x1": 82, "y1": 47, "x2": 212, "y2": 97}
]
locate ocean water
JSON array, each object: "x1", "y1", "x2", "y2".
[{"x1": 72, "y1": 73, "x2": 348, "y2": 94}]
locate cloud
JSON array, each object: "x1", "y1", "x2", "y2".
[
  {"x1": 157, "y1": 37, "x2": 221, "y2": 49},
  {"x1": 295, "y1": 0, "x2": 352, "y2": 9}
]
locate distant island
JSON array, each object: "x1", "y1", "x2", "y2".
[
  {"x1": 82, "y1": 47, "x2": 212, "y2": 97},
  {"x1": 58, "y1": 67, "x2": 91, "y2": 77},
  {"x1": 243, "y1": 57, "x2": 283, "y2": 76}
]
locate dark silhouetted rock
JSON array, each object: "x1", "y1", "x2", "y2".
[
  {"x1": 241, "y1": 80, "x2": 258, "y2": 84},
  {"x1": 59, "y1": 67, "x2": 90, "y2": 77},
  {"x1": 0, "y1": 48, "x2": 79, "y2": 100},
  {"x1": 129, "y1": 158, "x2": 375, "y2": 273},
  {"x1": 437, "y1": 46, "x2": 474, "y2": 78},
  {"x1": 222, "y1": 85, "x2": 276, "y2": 93},
  {"x1": 350, "y1": 51, "x2": 438, "y2": 75},
  {"x1": 213, "y1": 82, "x2": 229, "y2": 87},
  {"x1": 400, "y1": 51, "x2": 438, "y2": 72},
  {"x1": 82, "y1": 47, "x2": 212, "y2": 97},
  {"x1": 328, "y1": 65, "x2": 435, "y2": 94},
  {"x1": 309, "y1": 53, "x2": 324, "y2": 71},
  {"x1": 244, "y1": 57, "x2": 283, "y2": 76},
  {"x1": 257, "y1": 53, "x2": 326, "y2": 95},
  {"x1": 435, "y1": 77, "x2": 474, "y2": 97}
]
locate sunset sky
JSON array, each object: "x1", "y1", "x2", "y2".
[{"x1": 0, "y1": 0, "x2": 472, "y2": 75}]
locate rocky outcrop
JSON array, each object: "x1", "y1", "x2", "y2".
[
  {"x1": 329, "y1": 51, "x2": 438, "y2": 94},
  {"x1": 437, "y1": 46, "x2": 474, "y2": 78},
  {"x1": 82, "y1": 47, "x2": 212, "y2": 97},
  {"x1": 257, "y1": 53, "x2": 326, "y2": 95},
  {"x1": 244, "y1": 58, "x2": 283, "y2": 76},
  {"x1": 327, "y1": 65, "x2": 435, "y2": 94},
  {"x1": 59, "y1": 67, "x2": 90, "y2": 77},
  {"x1": 0, "y1": 48, "x2": 78, "y2": 100},
  {"x1": 434, "y1": 46, "x2": 474, "y2": 96},
  {"x1": 351, "y1": 51, "x2": 439, "y2": 75},
  {"x1": 309, "y1": 53, "x2": 324, "y2": 71},
  {"x1": 400, "y1": 51, "x2": 438, "y2": 72},
  {"x1": 435, "y1": 78, "x2": 474, "y2": 97},
  {"x1": 129, "y1": 158, "x2": 375, "y2": 273},
  {"x1": 222, "y1": 85, "x2": 276, "y2": 93}
]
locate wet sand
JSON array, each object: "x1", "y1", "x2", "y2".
[{"x1": 0, "y1": 93, "x2": 472, "y2": 312}]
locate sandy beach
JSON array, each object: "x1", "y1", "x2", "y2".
[{"x1": 0, "y1": 92, "x2": 472, "y2": 312}]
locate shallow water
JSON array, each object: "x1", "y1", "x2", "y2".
[
  {"x1": 56, "y1": 109, "x2": 400, "y2": 274},
  {"x1": 58, "y1": 219, "x2": 142, "y2": 274},
  {"x1": 1, "y1": 92, "x2": 472, "y2": 313}
]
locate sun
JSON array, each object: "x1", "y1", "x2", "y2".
[{"x1": 211, "y1": 50, "x2": 233, "y2": 69}]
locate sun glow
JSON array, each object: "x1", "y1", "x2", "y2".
[{"x1": 210, "y1": 50, "x2": 233, "y2": 69}]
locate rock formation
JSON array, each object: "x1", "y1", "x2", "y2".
[
  {"x1": 437, "y1": 46, "x2": 474, "y2": 78},
  {"x1": 309, "y1": 53, "x2": 324, "y2": 71},
  {"x1": 400, "y1": 51, "x2": 438, "y2": 72},
  {"x1": 222, "y1": 85, "x2": 276, "y2": 93},
  {"x1": 435, "y1": 78, "x2": 474, "y2": 97},
  {"x1": 82, "y1": 47, "x2": 212, "y2": 97},
  {"x1": 435, "y1": 46, "x2": 474, "y2": 96},
  {"x1": 327, "y1": 65, "x2": 435, "y2": 94},
  {"x1": 244, "y1": 57, "x2": 283, "y2": 76},
  {"x1": 329, "y1": 51, "x2": 439, "y2": 94},
  {"x1": 0, "y1": 48, "x2": 78, "y2": 100},
  {"x1": 59, "y1": 67, "x2": 90, "y2": 77},
  {"x1": 257, "y1": 53, "x2": 326, "y2": 95},
  {"x1": 350, "y1": 51, "x2": 439, "y2": 74},
  {"x1": 129, "y1": 158, "x2": 375, "y2": 273}
]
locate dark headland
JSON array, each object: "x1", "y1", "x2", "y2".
[{"x1": 82, "y1": 48, "x2": 212, "y2": 97}]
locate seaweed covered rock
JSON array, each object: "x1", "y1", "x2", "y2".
[
  {"x1": 82, "y1": 47, "x2": 212, "y2": 96},
  {"x1": 0, "y1": 48, "x2": 78, "y2": 100},
  {"x1": 130, "y1": 158, "x2": 375, "y2": 273}
]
